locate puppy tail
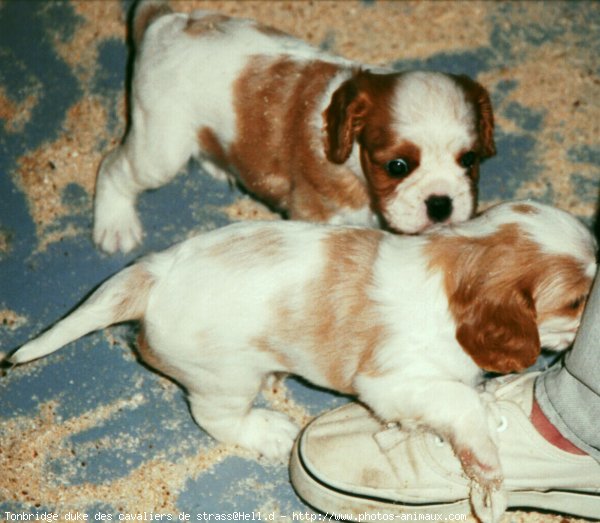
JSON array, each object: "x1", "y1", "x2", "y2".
[
  {"x1": 8, "y1": 265, "x2": 154, "y2": 365},
  {"x1": 132, "y1": 0, "x2": 172, "y2": 48}
]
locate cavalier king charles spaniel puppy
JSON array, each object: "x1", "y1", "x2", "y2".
[
  {"x1": 10, "y1": 200, "x2": 596, "y2": 522},
  {"x1": 93, "y1": 0, "x2": 495, "y2": 253}
]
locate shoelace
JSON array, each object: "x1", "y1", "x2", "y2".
[{"x1": 375, "y1": 381, "x2": 515, "y2": 452}]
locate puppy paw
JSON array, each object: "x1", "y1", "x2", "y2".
[
  {"x1": 457, "y1": 445, "x2": 505, "y2": 523},
  {"x1": 470, "y1": 481, "x2": 507, "y2": 523},
  {"x1": 237, "y1": 409, "x2": 299, "y2": 462},
  {"x1": 93, "y1": 193, "x2": 143, "y2": 254},
  {"x1": 456, "y1": 434, "x2": 502, "y2": 481}
]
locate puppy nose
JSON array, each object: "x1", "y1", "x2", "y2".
[{"x1": 426, "y1": 195, "x2": 453, "y2": 222}]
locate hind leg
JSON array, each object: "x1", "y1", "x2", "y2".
[
  {"x1": 187, "y1": 371, "x2": 299, "y2": 462},
  {"x1": 94, "y1": 103, "x2": 198, "y2": 254}
]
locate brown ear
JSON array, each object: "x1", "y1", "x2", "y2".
[
  {"x1": 455, "y1": 290, "x2": 540, "y2": 373},
  {"x1": 475, "y1": 85, "x2": 496, "y2": 159},
  {"x1": 453, "y1": 75, "x2": 496, "y2": 159},
  {"x1": 324, "y1": 74, "x2": 371, "y2": 164}
]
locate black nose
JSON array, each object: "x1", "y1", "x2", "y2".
[{"x1": 426, "y1": 195, "x2": 453, "y2": 222}]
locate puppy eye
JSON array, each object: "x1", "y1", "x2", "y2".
[
  {"x1": 568, "y1": 296, "x2": 585, "y2": 310},
  {"x1": 459, "y1": 151, "x2": 478, "y2": 168},
  {"x1": 386, "y1": 158, "x2": 411, "y2": 178}
]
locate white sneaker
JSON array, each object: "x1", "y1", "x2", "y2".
[{"x1": 290, "y1": 372, "x2": 600, "y2": 520}]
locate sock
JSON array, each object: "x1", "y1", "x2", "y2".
[{"x1": 530, "y1": 399, "x2": 586, "y2": 455}]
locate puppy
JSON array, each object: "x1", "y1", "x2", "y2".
[
  {"x1": 10, "y1": 201, "x2": 596, "y2": 522},
  {"x1": 93, "y1": 0, "x2": 496, "y2": 253}
]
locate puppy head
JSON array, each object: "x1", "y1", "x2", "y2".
[
  {"x1": 427, "y1": 201, "x2": 596, "y2": 373},
  {"x1": 501, "y1": 202, "x2": 598, "y2": 353},
  {"x1": 324, "y1": 70, "x2": 495, "y2": 233}
]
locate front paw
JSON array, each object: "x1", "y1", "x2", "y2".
[
  {"x1": 470, "y1": 481, "x2": 507, "y2": 523},
  {"x1": 457, "y1": 447, "x2": 506, "y2": 523},
  {"x1": 93, "y1": 192, "x2": 142, "y2": 254},
  {"x1": 237, "y1": 409, "x2": 300, "y2": 463}
]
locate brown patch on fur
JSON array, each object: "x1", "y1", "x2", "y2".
[
  {"x1": 229, "y1": 57, "x2": 369, "y2": 220},
  {"x1": 113, "y1": 265, "x2": 154, "y2": 323},
  {"x1": 184, "y1": 14, "x2": 230, "y2": 36},
  {"x1": 207, "y1": 226, "x2": 287, "y2": 264},
  {"x1": 511, "y1": 203, "x2": 540, "y2": 215},
  {"x1": 133, "y1": 1, "x2": 172, "y2": 48},
  {"x1": 451, "y1": 74, "x2": 496, "y2": 159},
  {"x1": 252, "y1": 336, "x2": 294, "y2": 370},
  {"x1": 253, "y1": 22, "x2": 288, "y2": 39},
  {"x1": 426, "y1": 224, "x2": 592, "y2": 373},
  {"x1": 197, "y1": 126, "x2": 230, "y2": 172},
  {"x1": 260, "y1": 228, "x2": 387, "y2": 393},
  {"x1": 325, "y1": 71, "x2": 368, "y2": 165},
  {"x1": 325, "y1": 70, "x2": 398, "y2": 165}
]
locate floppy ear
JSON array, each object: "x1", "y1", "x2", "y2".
[
  {"x1": 453, "y1": 75, "x2": 496, "y2": 159},
  {"x1": 455, "y1": 289, "x2": 541, "y2": 373},
  {"x1": 324, "y1": 74, "x2": 371, "y2": 164},
  {"x1": 475, "y1": 86, "x2": 496, "y2": 159}
]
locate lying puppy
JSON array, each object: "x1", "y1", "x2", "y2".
[
  {"x1": 93, "y1": 0, "x2": 496, "y2": 253},
  {"x1": 10, "y1": 201, "x2": 596, "y2": 522}
]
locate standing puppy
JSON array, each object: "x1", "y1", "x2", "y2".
[
  {"x1": 94, "y1": 0, "x2": 496, "y2": 253},
  {"x1": 10, "y1": 201, "x2": 597, "y2": 522}
]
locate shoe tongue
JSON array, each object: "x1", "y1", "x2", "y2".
[{"x1": 486, "y1": 372, "x2": 538, "y2": 415}]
